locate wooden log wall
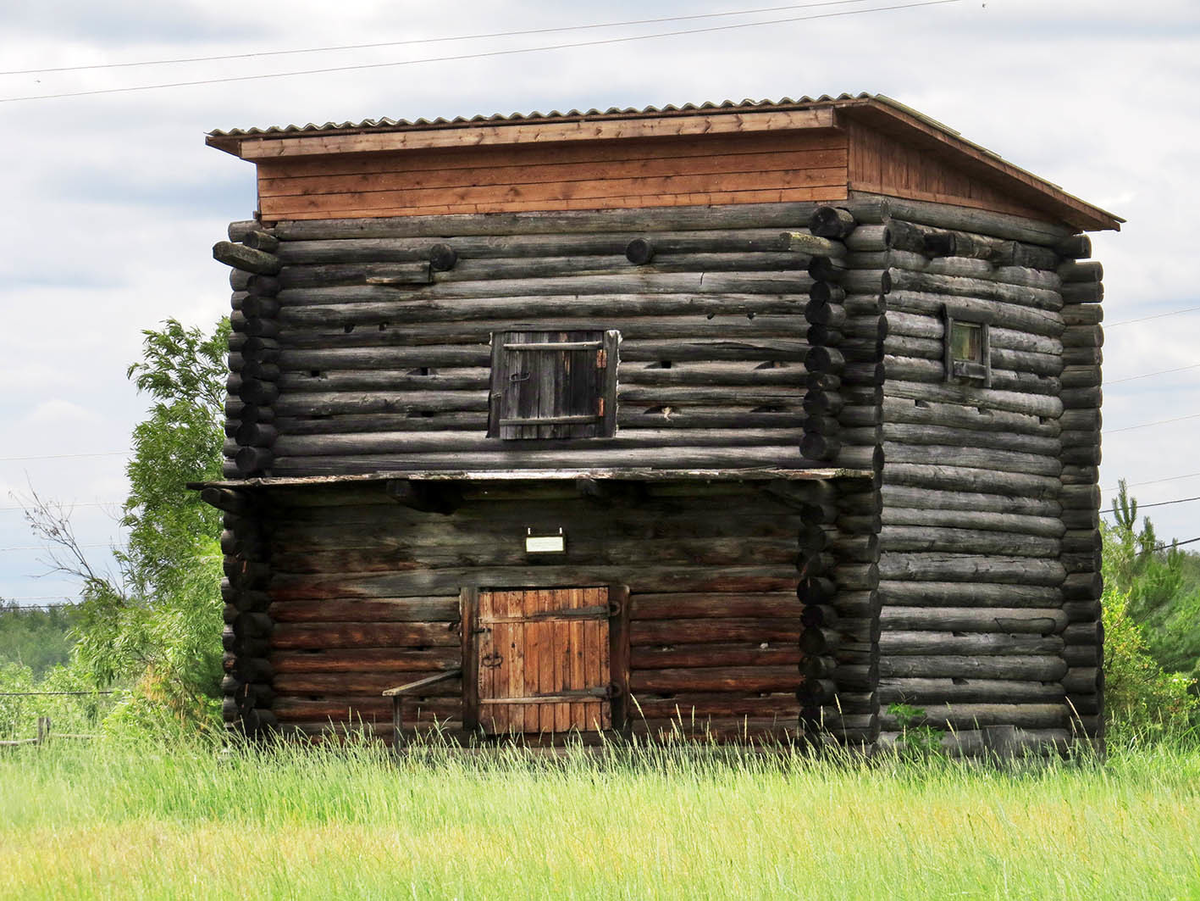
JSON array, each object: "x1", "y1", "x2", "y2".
[
  {"x1": 794, "y1": 206, "x2": 886, "y2": 746},
  {"x1": 208, "y1": 487, "x2": 278, "y2": 737},
  {"x1": 253, "y1": 480, "x2": 818, "y2": 744},
  {"x1": 215, "y1": 202, "x2": 900, "y2": 478},
  {"x1": 1057, "y1": 243, "x2": 1104, "y2": 742},
  {"x1": 827, "y1": 196, "x2": 1100, "y2": 753}
]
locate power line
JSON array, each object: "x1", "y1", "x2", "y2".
[
  {"x1": 1152, "y1": 536, "x2": 1200, "y2": 551},
  {"x1": 0, "y1": 1, "x2": 880, "y2": 76},
  {"x1": 0, "y1": 451, "x2": 128, "y2": 462},
  {"x1": 0, "y1": 0, "x2": 962, "y2": 103},
  {"x1": 1106, "y1": 305, "x2": 1200, "y2": 329},
  {"x1": 1100, "y1": 495, "x2": 1200, "y2": 517},
  {"x1": 0, "y1": 543, "x2": 117, "y2": 554},
  {"x1": 1107, "y1": 412, "x2": 1200, "y2": 434},
  {"x1": 1108, "y1": 362, "x2": 1200, "y2": 385},
  {"x1": 1102, "y1": 472, "x2": 1200, "y2": 493},
  {"x1": 0, "y1": 501, "x2": 123, "y2": 513}
]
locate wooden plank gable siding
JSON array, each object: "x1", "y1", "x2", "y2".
[
  {"x1": 224, "y1": 203, "x2": 842, "y2": 479},
  {"x1": 844, "y1": 119, "x2": 1053, "y2": 223},
  {"x1": 261, "y1": 481, "x2": 804, "y2": 743},
  {"x1": 255, "y1": 131, "x2": 849, "y2": 220}
]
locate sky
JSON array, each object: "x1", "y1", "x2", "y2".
[{"x1": 1, "y1": 0, "x2": 1198, "y2": 606}]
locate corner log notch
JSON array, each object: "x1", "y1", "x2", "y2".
[{"x1": 206, "y1": 486, "x2": 278, "y2": 738}]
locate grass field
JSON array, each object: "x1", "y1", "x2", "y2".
[{"x1": 2, "y1": 737, "x2": 1199, "y2": 900}]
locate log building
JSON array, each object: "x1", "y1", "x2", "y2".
[{"x1": 199, "y1": 93, "x2": 1120, "y2": 754}]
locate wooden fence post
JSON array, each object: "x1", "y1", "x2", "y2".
[{"x1": 36, "y1": 716, "x2": 50, "y2": 745}]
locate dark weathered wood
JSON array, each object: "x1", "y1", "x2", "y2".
[
  {"x1": 879, "y1": 678, "x2": 1064, "y2": 705},
  {"x1": 884, "y1": 463, "x2": 1062, "y2": 499},
  {"x1": 1061, "y1": 282, "x2": 1103, "y2": 304},
  {"x1": 876, "y1": 581, "x2": 1063, "y2": 610},
  {"x1": 879, "y1": 554, "x2": 1065, "y2": 585},
  {"x1": 852, "y1": 196, "x2": 1075, "y2": 246},
  {"x1": 243, "y1": 230, "x2": 280, "y2": 253},
  {"x1": 879, "y1": 703, "x2": 1066, "y2": 731},
  {"x1": 213, "y1": 241, "x2": 282, "y2": 275},
  {"x1": 878, "y1": 654, "x2": 1067, "y2": 681},
  {"x1": 809, "y1": 206, "x2": 857, "y2": 239}
]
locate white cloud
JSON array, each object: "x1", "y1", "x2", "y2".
[{"x1": 1, "y1": 0, "x2": 1199, "y2": 598}]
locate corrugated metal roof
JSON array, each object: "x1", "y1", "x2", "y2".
[{"x1": 208, "y1": 92, "x2": 885, "y2": 138}]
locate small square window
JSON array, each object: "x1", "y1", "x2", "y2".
[
  {"x1": 487, "y1": 330, "x2": 619, "y2": 439},
  {"x1": 944, "y1": 310, "x2": 991, "y2": 385}
]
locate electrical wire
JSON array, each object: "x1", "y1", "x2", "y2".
[
  {"x1": 1102, "y1": 472, "x2": 1200, "y2": 493},
  {"x1": 0, "y1": 1, "x2": 881, "y2": 76},
  {"x1": 0, "y1": 501, "x2": 122, "y2": 512},
  {"x1": 1107, "y1": 412, "x2": 1200, "y2": 434},
  {"x1": 1099, "y1": 415, "x2": 1200, "y2": 434},
  {"x1": 1106, "y1": 305, "x2": 1200, "y2": 329},
  {"x1": 0, "y1": 451, "x2": 128, "y2": 462},
  {"x1": 1100, "y1": 495, "x2": 1200, "y2": 516},
  {"x1": 0, "y1": 0, "x2": 962, "y2": 103},
  {"x1": 1108, "y1": 362, "x2": 1200, "y2": 384}
]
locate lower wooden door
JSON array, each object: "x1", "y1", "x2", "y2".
[{"x1": 474, "y1": 587, "x2": 611, "y2": 735}]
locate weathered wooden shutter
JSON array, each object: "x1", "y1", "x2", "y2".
[
  {"x1": 487, "y1": 330, "x2": 618, "y2": 439},
  {"x1": 475, "y1": 587, "x2": 611, "y2": 735}
]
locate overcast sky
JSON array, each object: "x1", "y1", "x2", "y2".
[{"x1": 1, "y1": 0, "x2": 1198, "y2": 606}]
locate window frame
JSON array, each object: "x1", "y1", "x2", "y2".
[
  {"x1": 486, "y1": 329, "x2": 619, "y2": 440},
  {"x1": 943, "y1": 306, "x2": 992, "y2": 387}
]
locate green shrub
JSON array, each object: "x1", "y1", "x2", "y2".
[{"x1": 1102, "y1": 589, "x2": 1197, "y2": 745}]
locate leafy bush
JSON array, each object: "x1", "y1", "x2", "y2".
[{"x1": 1103, "y1": 588, "x2": 1198, "y2": 744}]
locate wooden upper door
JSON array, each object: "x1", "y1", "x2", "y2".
[{"x1": 475, "y1": 587, "x2": 611, "y2": 735}]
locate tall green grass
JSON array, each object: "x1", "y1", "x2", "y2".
[{"x1": 2, "y1": 737, "x2": 1199, "y2": 900}]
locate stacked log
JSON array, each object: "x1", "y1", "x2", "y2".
[
  {"x1": 210, "y1": 202, "x2": 892, "y2": 476},
  {"x1": 209, "y1": 486, "x2": 277, "y2": 737},
  {"x1": 792, "y1": 206, "x2": 886, "y2": 746},
  {"x1": 835, "y1": 198, "x2": 1078, "y2": 753},
  {"x1": 256, "y1": 480, "x2": 806, "y2": 744},
  {"x1": 217, "y1": 226, "x2": 283, "y2": 478},
  {"x1": 1057, "y1": 239, "x2": 1104, "y2": 741}
]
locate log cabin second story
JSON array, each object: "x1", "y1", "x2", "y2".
[{"x1": 208, "y1": 93, "x2": 1119, "y2": 482}]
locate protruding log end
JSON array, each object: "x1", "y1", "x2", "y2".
[
  {"x1": 1056, "y1": 234, "x2": 1092, "y2": 259},
  {"x1": 235, "y1": 445, "x2": 274, "y2": 476},
  {"x1": 1058, "y1": 260, "x2": 1103, "y2": 283},
  {"x1": 1061, "y1": 282, "x2": 1104, "y2": 304},
  {"x1": 246, "y1": 274, "x2": 281, "y2": 297},
  {"x1": 242, "y1": 230, "x2": 280, "y2": 253},
  {"x1": 238, "y1": 378, "x2": 279, "y2": 406},
  {"x1": 201, "y1": 487, "x2": 249, "y2": 515},
  {"x1": 804, "y1": 345, "x2": 846, "y2": 375},
  {"x1": 235, "y1": 422, "x2": 278, "y2": 448},
  {"x1": 429, "y1": 243, "x2": 458, "y2": 271},
  {"x1": 807, "y1": 256, "x2": 845, "y2": 282},
  {"x1": 213, "y1": 241, "x2": 282, "y2": 276},
  {"x1": 782, "y1": 231, "x2": 844, "y2": 257},
  {"x1": 809, "y1": 206, "x2": 857, "y2": 239},
  {"x1": 625, "y1": 237, "x2": 655, "y2": 265},
  {"x1": 800, "y1": 432, "x2": 842, "y2": 461},
  {"x1": 241, "y1": 296, "x2": 281, "y2": 319},
  {"x1": 804, "y1": 297, "x2": 847, "y2": 328},
  {"x1": 809, "y1": 281, "x2": 847, "y2": 305}
]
